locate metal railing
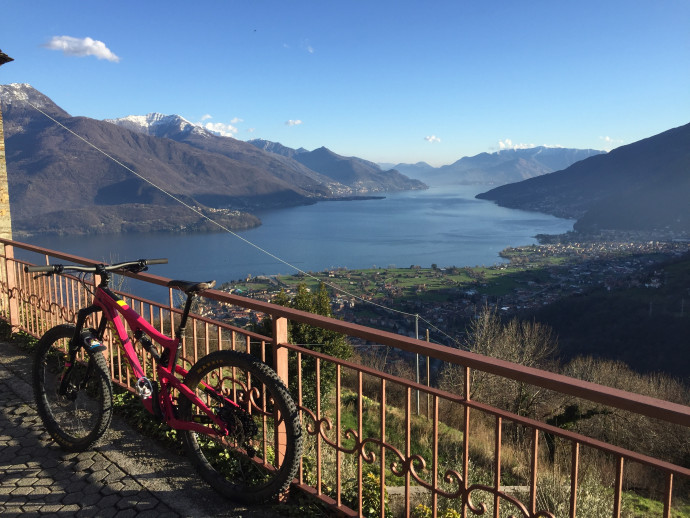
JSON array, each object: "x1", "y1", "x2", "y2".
[{"x1": 1, "y1": 238, "x2": 689, "y2": 517}]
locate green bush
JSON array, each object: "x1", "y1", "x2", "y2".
[
  {"x1": 413, "y1": 504, "x2": 461, "y2": 518},
  {"x1": 341, "y1": 472, "x2": 392, "y2": 518}
]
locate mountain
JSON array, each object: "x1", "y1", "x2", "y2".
[
  {"x1": 0, "y1": 83, "x2": 72, "y2": 133},
  {"x1": 422, "y1": 147, "x2": 604, "y2": 186},
  {"x1": 249, "y1": 141, "x2": 427, "y2": 193},
  {"x1": 106, "y1": 114, "x2": 344, "y2": 199},
  {"x1": 247, "y1": 138, "x2": 308, "y2": 159},
  {"x1": 1, "y1": 85, "x2": 326, "y2": 235},
  {"x1": 387, "y1": 162, "x2": 436, "y2": 179},
  {"x1": 293, "y1": 147, "x2": 426, "y2": 192},
  {"x1": 476, "y1": 122, "x2": 690, "y2": 235},
  {"x1": 0, "y1": 84, "x2": 425, "y2": 235}
]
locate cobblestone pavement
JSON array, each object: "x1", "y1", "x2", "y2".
[{"x1": 0, "y1": 341, "x2": 285, "y2": 517}]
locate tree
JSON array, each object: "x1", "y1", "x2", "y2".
[
  {"x1": 561, "y1": 356, "x2": 690, "y2": 476},
  {"x1": 257, "y1": 282, "x2": 353, "y2": 411},
  {"x1": 440, "y1": 306, "x2": 558, "y2": 419}
]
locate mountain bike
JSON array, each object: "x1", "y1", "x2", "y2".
[{"x1": 25, "y1": 259, "x2": 303, "y2": 504}]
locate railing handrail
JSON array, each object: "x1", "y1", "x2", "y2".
[
  {"x1": 201, "y1": 288, "x2": 690, "y2": 428},
  {"x1": 4, "y1": 236, "x2": 690, "y2": 429}
]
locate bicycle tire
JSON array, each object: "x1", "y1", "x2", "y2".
[
  {"x1": 33, "y1": 324, "x2": 113, "y2": 452},
  {"x1": 179, "y1": 350, "x2": 303, "y2": 503}
]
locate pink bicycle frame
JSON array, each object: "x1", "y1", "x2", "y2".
[{"x1": 90, "y1": 286, "x2": 230, "y2": 436}]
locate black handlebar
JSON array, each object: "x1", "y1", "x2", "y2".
[
  {"x1": 24, "y1": 264, "x2": 62, "y2": 273},
  {"x1": 24, "y1": 258, "x2": 168, "y2": 275}
]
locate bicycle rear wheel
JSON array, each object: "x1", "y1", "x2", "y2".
[
  {"x1": 179, "y1": 350, "x2": 303, "y2": 503},
  {"x1": 33, "y1": 324, "x2": 113, "y2": 451}
]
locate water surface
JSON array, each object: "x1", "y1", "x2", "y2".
[{"x1": 21, "y1": 186, "x2": 573, "y2": 301}]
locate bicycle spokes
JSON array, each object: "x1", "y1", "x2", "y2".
[{"x1": 179, "y1": 350, "x2": 302, "y2": 503}]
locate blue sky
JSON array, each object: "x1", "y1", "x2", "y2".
[{"x1": 1, "y1": 1, "x2": 688, "y2": 167}]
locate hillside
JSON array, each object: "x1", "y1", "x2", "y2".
[
  {"x1": 527, "y1": 254, "x2": 690, "y2": 379},
  {"x1": 106, "y1": 114, "x2": 342, "y2": 198},
  {"x1": 476, "y1": 122, "x2": 690, "y2": 235},
  {"x1": 0, "y1": 84, "x2": 425, "y2": 235},
  {"x1": 109, "y1": 116, "x2": 425, "y2": 195}
]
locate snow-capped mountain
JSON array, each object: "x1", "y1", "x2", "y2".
[
  {"x1": 0, "y1": 83, "x2": 71, "y2": 134},
  {"x1": 106, "y1": 113, "x2": 210, "y2": 139},
  {"x1": 0, "y1": 83, "x2": 58, "y2": 111},
  {"x1": 0, "y1": 84, "x2": 427, "y2": 235}
]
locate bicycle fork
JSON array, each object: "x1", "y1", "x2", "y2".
[{"x1": 58, "y1": 305, "x2": 107, "y2": 398}]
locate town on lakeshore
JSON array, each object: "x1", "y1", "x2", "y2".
[{"x1": 192, "y1": 233, "x2": 690, "y2": 347}]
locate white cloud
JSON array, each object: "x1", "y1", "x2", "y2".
[
  {"x1": 202, "y1": 122, "x2": 239, "y2": 137},
  {"x1": 498, "y1": 138, "x2": 536, "y2": 150},
  {"x1": 301, "y1": 39, "x2": 315, "y2": 54},
  {"x1": 425, "y1": 135, "x2": 441, "y2": 143},
  {"x1": 43, "y1": 36, "x2": 120, "y2": 62},
  {"x1": 599, "y1": 135, "x2": 624, "y2": 150},
  {"x1": 195, "y1": 115, "x2": 243, "y2": 137},
  {"x1": 286, "y1": 119, "x2": 303, "y2": 126}
]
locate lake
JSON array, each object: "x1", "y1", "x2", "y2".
[{"x1": 21, "y1": 185, "x2": 573, "y2": 302}]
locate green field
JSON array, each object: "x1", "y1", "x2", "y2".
[{"x1": 273, "y1": 263, "x2": 541, "y2": 302}]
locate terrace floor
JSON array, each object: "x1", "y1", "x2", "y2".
[{"x1": 0, "y1": 340, "x2": 284, "y2": 518}]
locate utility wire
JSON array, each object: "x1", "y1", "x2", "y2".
[{"x1": 27, "y1": 101, "x2": 462, "y2": 347}]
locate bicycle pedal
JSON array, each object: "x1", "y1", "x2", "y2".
[{"x1": 136, "y1": 377, "x2": 154, "y2": 399}]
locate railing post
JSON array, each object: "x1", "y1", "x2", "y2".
[
  {"x1": 272, "y1": 316, "x2": 289, "y2": 386},
  {"x1": 272, "y1": 316, "x2": 289, "y2": 476},
  {"x1": 4, "y1": 244, "x2": 19, "y2": 331}
]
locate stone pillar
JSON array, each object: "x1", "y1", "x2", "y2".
[
  {"x1": 0, "y1": 107, "x2": 12, "y2": 240},
  {"x1": 0, "y1": 50, "x2": 13, "y2": 241},
  {"x1": 0, "y1": 51, "x2": 16, "y2": 330}
]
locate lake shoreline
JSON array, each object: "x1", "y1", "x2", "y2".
[{"x1": 19, "y1": 185, "x2": 576, "y2": 302}]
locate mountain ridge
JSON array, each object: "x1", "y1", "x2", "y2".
[
  {"x1": 0, "y1": 84, "x2": 426, "y2": 235},
  {"x1": 412, "y1": 146, "x2": 604, "y2": 186},
  {"x1": 247, "y1": 140, "x2": 427, "y2": 193},
  {"x1": 476, "y1": 122, "x2": 690, "y2": 235}
]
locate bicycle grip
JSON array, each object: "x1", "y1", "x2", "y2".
[
  {"x1": 24, "y1": 264, "x2": 60, "y2": 273},
  {"x1": 143, "y1": 258, "x2": 168, "y2": 265}
]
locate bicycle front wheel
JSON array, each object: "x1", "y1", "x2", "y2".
[
  {"x1": 179, "y1": 350, "x2": 303, "y2": 503},
  {"x1": 33, "y1": 324, "x2": 113, "y2": 452}
]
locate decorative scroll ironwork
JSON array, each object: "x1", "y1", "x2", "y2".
[
  {"x1": 299, "y1": 403, "x2": 558, "y2": 517},
  {"x1": 465, "y1": 483, "x2": 556, "y2": 518},
  {"x1": 0, "y1": 279, "x2": 77, "y2": 322},
  {"x1": 211, "y1": 370, "x2": 275, "y2": 420}
]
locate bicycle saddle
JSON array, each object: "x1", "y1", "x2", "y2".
[{"x1": 167, "y1": 279, "x2": 216, "y2": 294}]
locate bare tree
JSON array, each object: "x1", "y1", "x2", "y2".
[{"x1": 440, "y1": 306, "x2": 558, "y2": 419}]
